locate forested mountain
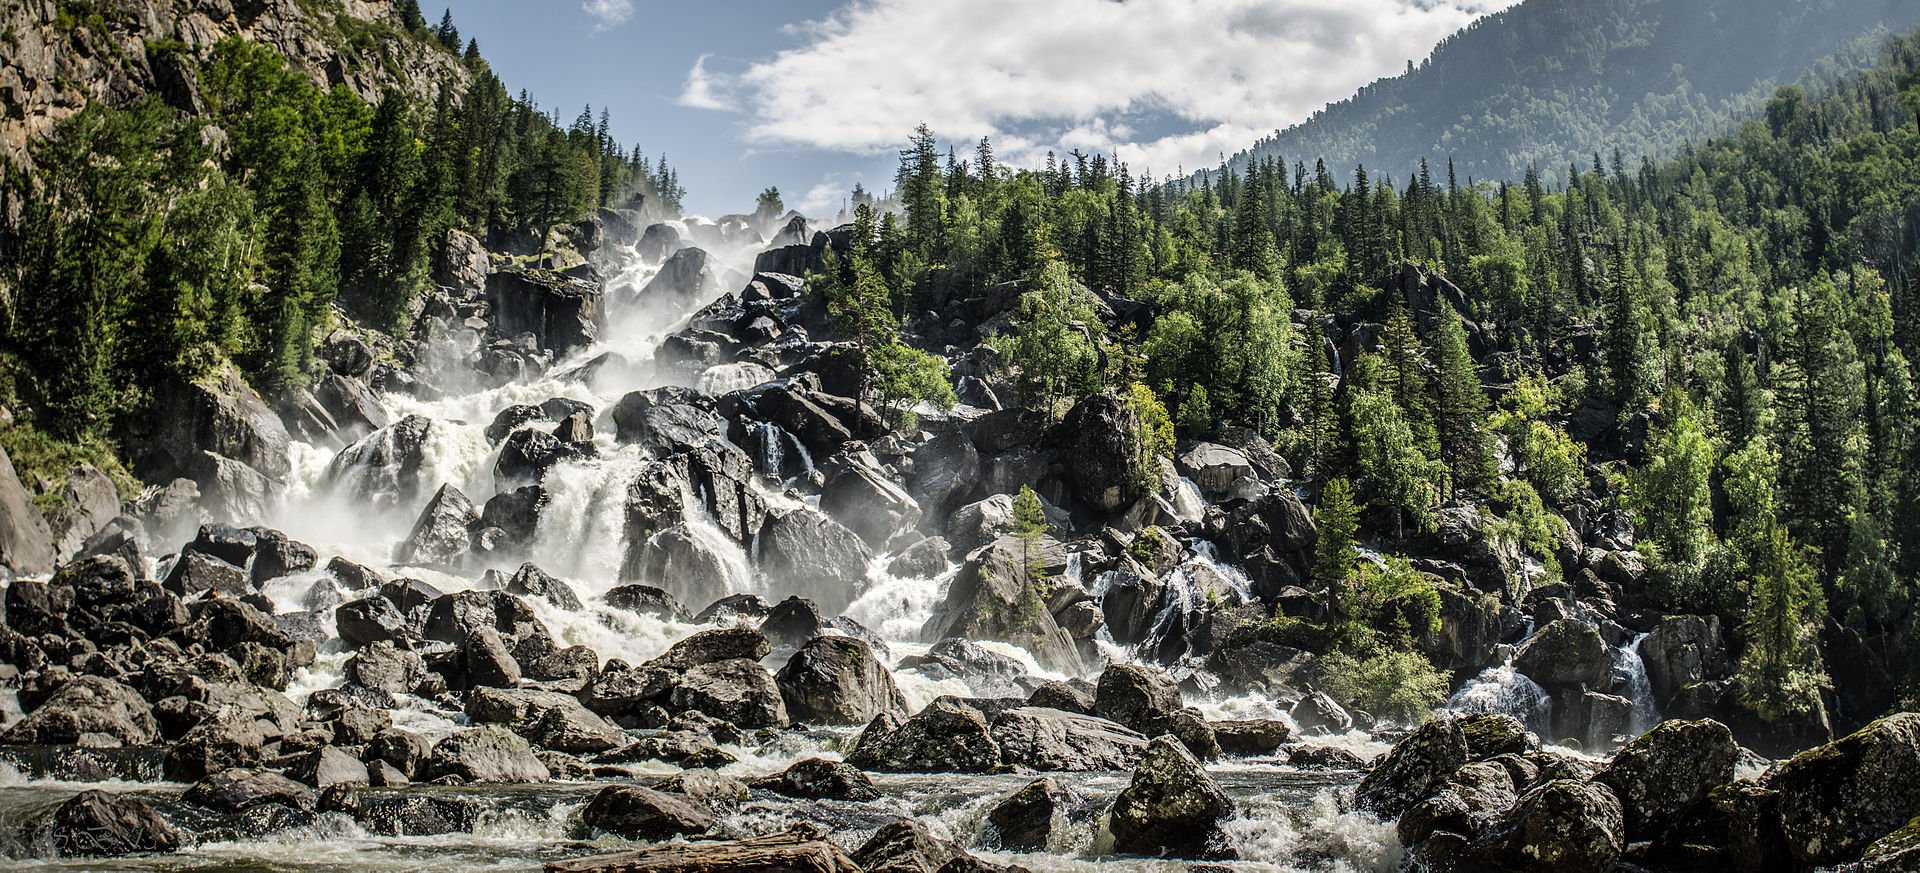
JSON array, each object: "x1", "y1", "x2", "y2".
[
  {"x1": 0, "y1": 0, "x2": 682, "y2": 496},
  {"x1": 1203, "y1": 0, "x2": 1920, "y2": 189}
]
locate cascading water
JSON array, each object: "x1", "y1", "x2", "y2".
[
  {"x1": 1616, "y1": 632, "x2": 1660, "y2": 738},
  {"x1": 1446, "y1": 621, "x2": 1552, "y2": 736}
]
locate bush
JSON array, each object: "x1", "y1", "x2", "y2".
[{"x1": 1319, "y1": 648, "x2": 1453, "y2": 725}]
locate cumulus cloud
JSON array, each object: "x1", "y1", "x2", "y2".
[
  {"x1": 583, "y1": 0, "x2": 634, "y2": 32},
  {"x1": 677, "y1": 55, "x2": 740, "y2": 111},
  {"x1": 682, "y1": 0, "x2": 1518, "y2": 176}
]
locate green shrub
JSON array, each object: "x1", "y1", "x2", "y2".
[{"x1": 1320, "y1": 649, "x2": 1453, "y2": 724}]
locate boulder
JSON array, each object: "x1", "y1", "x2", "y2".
[
  {"x1": 1640, "y1": 614, "x2": 1729, "y2": 707},
  {"x1": 1356, "y1": 714, "x2": 1470, "y2": 818},
  {"x1": 1474, "y1": 779, "x2": 1625, "y2": 873},
  {"x1": 921, "y1": 536, "x2": 1083, "y2": 675},
  {"x1": 1, "y1": 675, "x2": 158, "y2": 746},
  {"x1": 1177, "y1": 443, "x2": 1258, "y2": 499},
  {"x1": 908, "y1": 429, "x2": 981, "y2": 519},
  {"x1": 649, "y1": 627, "x2": 772, "y2": 670},
  {"x1": 396, "y1": 484, "x2": 477, "y2": 566},
  {"x1": 494, "y1": 428, "x2": 593, "y2": 490},
  {"x1": 49, "y1": 790, "x2": 181, "y2": 857},
  {"x1": 1766, "y1": 711, "x2": 1920, "y2": 865},
  {"x1": 899, "y1": 637, "x2": 1032, "y2": 698},
  {"x1": 1596, "y1": 718, "x2": 1738, "y2": 845},
  {"x1": 750, "y1": 757, "x2": 881, "y2": 801},
  {"x1": 435, "y1": 228, "x2": 491, "y2": 297},
  {"x1": 1059, "y1": 392, "x2": 1147, "y2": 513},
  {"x1": 1027, "y1": 681, "x2": 1096, "y2": 715},
  {"x1": 670, "y1": 658, "x2": 789, "y2": 728},
  {"x1": 292, "y1": 746, "x2": 370, "y2": 789},
  {"x1": 462, "y1": 626, "x2": 522, "y2": 689},
  {"x1": 358, "y1": 794, "x2": 479, "y2": 836},
  {"x1": 48, "y1": 462, "x2": 121, "y2": 563},
  {"x1": 424, "y1": 727, "x2": 551, "y2": 783},
  {"x1": 162, "y1": 550, "x2": 248, "y2": 598},
  {"x1": 990, "y1": 707, "x2": 1149, "y2": 771},
  {"x1": 639, "y1": 246, "x2": 722, "y2": 306},
  {"x1": 504, "y1": 562, "x2": 583, "y2": 611},
  {"x1": 248, "y1": 528, "x2": 317, "y2": 584},
  {"x1": 468, "y1": 687, "x2": 627, "y2": 754},
  {"x1": 820, "y1": 459, "x2": 921, "y2": 549},
  {"x1": 1094, "y1": 664, "x2": 1182, "y2": 733},
  {"x1": 1211, "y1": 720, "x2": 1293, "y2": 756},
  {"x1": 627, "y1": 524, "x2": 739, "y2": 610},
  {"x1": 663, "y1": 769, "x2": 753, "y2": 808},
  {"x1": 1290, "y1": 691, "x2": 1354, "y2": 735},
  {"x1": 612, "y1": 386, "x2": 723, "y2": 455},
  {"x1": 183, "y1": 768, "x2": 314, "y2": 813},
  {"x1": 761, "y1": 595, "x2": 827, "y2": 648},
  {"x1": 143, "y1": 365, "x2": 291, "y2": 488},
  {"x1": 336, "y1": 595, "x2": 409, "y2": 647},
  {"x1": 776, "y1": 635, "x2": 907, "y2": 726},
  {"x1": 345, "y1": 640, "x2": 426, "y2": 696},
  {"x1": 545, "y1": 824, "x2": 860, "y2": 873},
  {"x1": 849, "y1": 697, "x2": 1002, "y2": 773},
  {"x1": 1397, "y1": 760, "x2": 1518, "y2": 846},
  {"x1": 755, "y1": 509, "x2": 872, "y2": 616},
  {"x1": 1513, "y1": 619, "x2": 1613, "y2": 689},
  {"x1": 486, "y1": 267, "x2": 604, "y2": 355},
  {"x1": 1103, "y1": 735, "x2": 1235, "y2": 859},
  {"x1": 854, "y1": 819, "x2": 972, "y2": 873},
  {"x1": 579, "y1": 785, "x2": 714, "y2": 840},
  {"x1": 989, "y1": 776, "x2": 1087, "y2": 851},
  {"x1": 323, "y1": 415, "x2": 435, "y2": 511}
]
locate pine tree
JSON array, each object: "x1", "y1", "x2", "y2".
[
  {"x1": 1012, "y1": 485, "x2": 1049, "y2": 585},
  {"x1": 435, "y1": 9, "x2": 461, "y2": 52},
  {"x1": 1630, "y1": 388, "x2": 1717, "y2": 604},
  {"x1": 1736, "y1": 522, "x2": 1830, "y2": 723},
  {"x1": 1313, "y1": 477, "x2": 1363, "y2": 612},
  {"x1": 1432, "y1": 302, "x2": 1494, "y2": 490},
  {"x1": 399, "y1": 0, "x2": 427, "y2": 30},
  {"x1": 1604, "y1": 239, "x2": 1654, "y2": 407}
]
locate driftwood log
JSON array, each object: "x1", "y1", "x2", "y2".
[{"x1": 545, "y1": 824, "x2": 861, "y2": 873}]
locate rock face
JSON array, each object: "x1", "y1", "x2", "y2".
[
  {"x1": 1476, "y1": 779, "x2": 1625, "y2": 873},
  {"x1": 775, "y1": 636, "x2": 906, "y2": 726},
  {"x1": 486, "y1": 268, "x2": 605, "y2": 355},
  {"x1": 50, "y1": 790, "x2": 181, "y2": 857},
  {"x1": 1103, "y1": 736, "x2": 1235, "y2": 859},
  {"x1": 0, "y1": 446, "x2": 56, "y2": 576},
  {"x1": 142, "y1": 366, "x2": 291, "y2": 518},
  {"x1": 754, "y1": 509, "x2": 872, "y2": 616},
  {"x1": 1766, "y1": 712, "x2": 1920, "y2": 865},
  {"x1": 922, "y1": 536, "x2": 1084, "y2": 675}
]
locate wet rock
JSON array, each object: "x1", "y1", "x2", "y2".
[
  {"x1": 1474, "y1": 779, "x2": 1624, "y2": 873},
  {"x1": 1026, "y1": 681, "x2": 1095, "y2": 715},
  {"x1": 1104, "y1": 735, "x2": 1235, "y2": 859},
  {"x1": 761, "y1": 595, "x2": 826, "y2": 647},
  {"x1": 359, "y1": 794, "x2": 479, "y2": 837},
  {"x1": 1356, "y1": 714, "x2": 1469, "y2": 818},
  {"x1": 1766, "y1": 711, "x2": 1920, "y2": 865},
  {"x1": 1512, "y1": 618, "x2": 1612, "y2": 689},
  {"x1": 776, "y1": 635, "x2": 907, "y2": 726},
  {"x1": 923, "y1": 536, "x2": 1083, "y2": 675},
  {"x1": 849, "y1": 697, "x2": 1002, "y2": 773},
  {"x1": 163, "y1": 550, "x2": 249, "y2": 598},
  {"x1": 292, "y1": 746, "x2": 369, "y2": 789},
  {"x1": 751, "y1": 757, "x2": 881, "y2": 801},
  {"x1": 909, "y1": 430, "x2": 982, "y2": 520},
  {"x1": 1596, "y1": 717, "x2": 1737, "y2": 846},
  {"x1": 322, "y1": 415, "x2": 435, "y2": 511},
  {"x1": 579, "y1": 785, "x2": 714, "y2": 839},
  {"x1": 247, "y1": 528, "x2": 317, "y2": 584},
  {"x1": 165, "y1": 719, "x2": 266, "y2": 782},
  {"x1": 462, "y1": 626, "x2": 522, "y2": 688},
  {"x1": 183, "y1": 768, "x2": 314, "y2": 813},
  {"x1": 899, "y1": 637, "x2": 1030, "y2": 698},
  {"x1": 1861, "y1": 817, "x2": 1920, "y2": 873},
  {"x1": 989, "y1": 776, "x2": 1087, "y2": 852},
  {"x1": 486, "y1": 267, "x2": 604, "y2": 355},
  {"x1": 424, "y1": 726, "x2": 550, "y2": 783},
  {"x1": 1, "y1": 675, "x2": 158, "y2": 746},
  {"x1": 326, "y1": 557, "x2": 386, "y2": 591},
  {"x1": 143, "y1": 366, "x2": 291, "y2": 496},
  {"x1": 693, "y1": 593, "x2": 774, "y2": 624},
  {"x1": 1211, "y1": 720, "x2": 1292, "y2": 756},
  {"x1": 504, "y1": 562, "x2": 582, "y2": 611},
  {"x1": 604, "y1": 730, "x2": 736, "y2": 769},
  {"x1": 628, "y1": 524, "x2": 739, "y2": 610},
  {"x1": 1059, "y1": 392, "x2": 1148, "y2": 513},
  {"x1": 396, "y1": 483, "x2": 478, "y2": 566},
  {"x1": 820, "y1": 457, "x2": 921, "y2": 549},
  {"x1": 1290, "y1": 691, "x2": 1354, "y2": 735},
  {"x1": 1397, "y1": 760, "x2": 1518, "y2": 846},
  {"x1": 991, "y1": 707, "x2": 1149, "y2": 771},
  {"x1": 47, "y1": 463, "x2": 122, "y2": 563},
  {"x1": 755, "y1": 508, "x2": 872, "y2": 616},
  {"x1": 485, "y1": 405, "x2": 545, "y2": 445},
  {"x1": 1178, "y1": 443, "x2": 1258, "y2": 499},
  {"x1": 50, "y1": 789, "x2": 181, "y2": 857},
  {"x1": 335, "y1": 595, "x2": 409, "y2": 647},
  {"x1": 669, "y1": 658, "x2": 789, "y2": 728},
  {"x1": 466, "y1": 686, "x2": 627, "y2": 754},
  {"x1": 603, "y1": 583, "x2": 688, "y2": 620},
  {"x1": 421, "y1": 589, "x2": 549, "y2": 651},
  {"x1": 1640, "y1": 614, "x2": 1729, "y2": 708},
  {"x1": 1288, "y1": 744, "x2": 1368, "y2": 770},
  {"x1": 611, "y1": 387, "x2": 723, "y2": 455},
  {"x1": 369, "y1": 729, "x2": 433, "y2": 780},
  {"x1": 494, "y1": 428, "x2": 593, "y2": 490},
  {"x1": 889, "y1": 536, "x2": 950, "y2": 579},
  {"x1": 1094, "y1": 664, "x2": 1183, "y2": 731},
  {"x1": 649, "y1": 627, "x2": 772, "y2": 670},
  {"x1": 855, "y1": 819, "x2": 973, "y2": 872},
  {"x1": 345, "y1": 640, "x2": 426, "y2": 696},
  {"x1": 663, "y1": 769, "x2": 753, "y2": 808},
  {"x1": 546, "y1": 823, "x2": 859, "y2": 873}
]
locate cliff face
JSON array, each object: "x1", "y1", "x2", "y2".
[{"x1": 0, "y1": 0, "x2": 471, "y2": 171}]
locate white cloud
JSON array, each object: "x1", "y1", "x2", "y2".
[
  {"x1": 582, "y1": 0, "x2": 634, "y2": 32},
  {"x1": 692, "y1": 0, "x2": 1519, "y2": 175},
  {"x1": 677, "y1": 55, "x2": 740, "y2": 112},
  {"x1": 794, "y1": 172, "x2": 864, "y2": 219}
]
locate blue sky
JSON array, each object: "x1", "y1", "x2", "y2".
[{"x1": 441, "y1": 0, "x2": 1517, "y2": 218}]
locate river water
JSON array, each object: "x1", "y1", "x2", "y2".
[{"x1": 0, "y1": 218, "x2": 1421, "y2": 871}]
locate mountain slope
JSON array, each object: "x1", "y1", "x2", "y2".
[
  {"x1": 1211, "y1": 0, "x2": 1920, "y2": 186},
  {"x1": 0, "y1": 0, "x2": 468, "y2": 174}
]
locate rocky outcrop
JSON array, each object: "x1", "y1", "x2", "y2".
[
  {"x1": 50, "y1": 790, "x2": 182, "y2": 857},
  {"x1": 1766, "y1": 712, "x2": 1920, "y2": 865},
  {"x1": 1513, "y1": 618, "x2": 1612, "y2": 689},
  {"x1": 754, "y1": 508, "x2": 872, "y2": 616},
  {"x1": 0, "y1": 446, "x2": 57, "y2": 577},
  {"x1": 989, "y1": 776, "x2": 1088, "y2": 851},
  {"x1": 486, "y1": 268, "x2": 605, "y2": 356},
  {"x1": 1596, "y1": 718, "x2": 1738, "y2": 845},
  {"x1": 140, "y1": 366, "x2": 291, "y2": 518}
]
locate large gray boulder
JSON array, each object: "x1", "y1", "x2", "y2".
[
  {"x1": 776, "y1": 636, "x2": 906, "y2": 726},
  {"x1": 486, "y1": 267, "x2": 604, "y2": 355},
  {"x1": 143, "y1": 365, "x2": 291, "y2": 487},
  {"x1": 1103, "y1": 735, "x2": 1235, "y2": 859},
  {"x1": 396, "y1": 483, "x2": 478, "y2": 566},
  {"x1": 424, "y1": 727, "x2": 551, "y2": 784},
  {"x1": 1596, "y1": 718, "x2": 1738, "y2": 846},
  {"x1": 611, "y1": 387, "x2": 724, "y2": 456},
  {"x1": 990, "y1": 707, "x2": 1149, "y2": 771},
  {"x1": 989, "y1": 776, "x2": 1088, "y2": 852},
  {"x1": 0, "y1": 447, "x2": 58, "y2": 579},
  {"x1": 1355, "y1": 714, "x2": 1470, "y2": 818},
  {"x1": 669, "y1": 658, "x2": 790, "y2": 728},
  {"x1": 754, "y1": 508, "x2": 871, "y2": 616},
  {"x1": 1640, "y1": 614, "x2": 1729, "y2": 707},
  {"x1": 1513, "y1": 619, "x2": 1613, "y2": 689},
  {"x1": 849, "y1": 697, "x2": 1001, "y2": 773},
  {"x1": 1473, "y1": 779, "x2": 1625, "y2": 873},
  {"x1": 323, "y1": 415, "x2": 436, "y2": 511},
  {"x1": 50, "y1": 790, "x2": 181, "y2": 857},
  {"x1": 48, "y1": 462, "x2": 121, "y2": 563},
  {"x1": 1060, "y1": 391, "x2": 1146, "y2": 513},
  {"x1": 579, "y1": 785, "x2": 713, "y2": 840},
  {"x1": 921, "y1": 536, "x2": 1083, "y2": 675},
  {"x1": 1766, "y1": 712, "x2": 1920, "y2": 865}
]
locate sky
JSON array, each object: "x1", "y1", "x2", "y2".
[{"x1": 441, "y1": 0, "x2": 1519, "y2": 218}]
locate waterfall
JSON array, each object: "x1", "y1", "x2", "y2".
[
  {"x1": 1447, "y1": 664, "x2": 1553, "y2": 735},
  {"x1": 698, "y1": 362, "x2": 775, "y2": 396},
  {"x1": 1171, "y1": 476, "x2": 1206, "y2": 523},
  {"x1": 1616, "y1": 632, "x2": 1660, "y2": 737}
]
